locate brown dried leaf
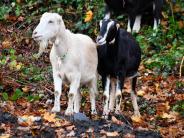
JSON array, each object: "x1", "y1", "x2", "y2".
[
  {"x1": 111, "y1": 116, "x2": 124, "y2": 125},
  {"x1": 2, "y1": 40, "x2": 12, "y2": 49},
  {"x1": 43, "y1": 112, "x2": 56, "y2": 123},
  {"x1": 22, "y1": 86, "x2": 29, "y2": 93},
  {"x1": 100, "y1": 130, "x2": 119, "y2": 137},
  {"x1": 66, "y1": 125, "x2": 75, "y2": 131},
  {"x1": 137, "y1": 90, "x2": 145, "y2": 96},
  {"x1": 131, "y1": 115, "x2": 143, "y2": 123},
  {"x1": 124, "y1": 133, "x2": 135, "y2": 138}
]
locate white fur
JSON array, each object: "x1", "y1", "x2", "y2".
[
  {"x1": 109, "y1": 79, "x2": 116, "y2": 111},
  {"x1": 103, "y1": 76, "x2": 110, "y2": 116},
  {"x1": 127, "y1": 15, "x2": 142, "y2": 33},
  {"x1": 115, "y1": 79, "x2": 122, "y2": 114},
  {"x1": 97, "y1": 21, "x2": 114, "y2": 45},
  {"x1": 130, "y1": 80, "x2": 140, "y2": 116},
  {"x1": 132, "y1": 15, "x2": 142, "y2": 33},
  {"x1": 127, "y1": 18, "x2": 131, "y2": 33},
  {"x1": 32, "y1": 12, "x2": 98, "y2": 115},
  {"x1": 104, "y1": 12, "x2": 111, "y2": 20},
  {"x1": 153, "y1": 18, "x2": 158, "y2": 30}
]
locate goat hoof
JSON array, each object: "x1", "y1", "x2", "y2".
[
  {"x1": 102, "y1": 114, "x2": 109, "y2": 119},
  {"x1": 115, "y1": 110, "x2": 121, "y2": 114},
  {"x1": 127, "y1": 28, "x2": 131, "y2": 33},
  {"x1": 91, "y1": 109, "x2": 97, "y2": 115},
  {"x1": 65, "y1": 109, "x2": 74, "y2": 116},
  {"x1": 134, "y1": 111, "x2": 141, "y2": 117},
  {"x1": 51, "y1": 106, "x2": 60, "y2": 112},
  {"x1": 102, "y1": 109, "x2": 109, "y2": 117},
  {"x1": 132, "y1": 28, "x2": 140, "y2": 33}
]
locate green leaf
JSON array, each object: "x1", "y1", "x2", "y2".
[
  {"x1": 2, "y1": 92, "x2": 8, "y2": 101},
  {"x1": 27, "y1": 95, "x2": 40, "y2": 102},
  {"x1": 10, "y1": 89, "x2": 23, "y2": 101}
]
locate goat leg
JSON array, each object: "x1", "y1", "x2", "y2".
[{"x1": 51, "y1": 69, "x2": 62, "y2": 112}]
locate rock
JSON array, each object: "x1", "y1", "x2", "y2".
[{"x1": 73, "y1": 113, "x2": 89, "y2": 122}]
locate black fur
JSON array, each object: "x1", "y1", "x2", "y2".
[
  {"x1": 104, "y1": 0, "x2": 164, "y2": 30},
  {"x1": 97, "y1": 19, "x2": 141, "y2": 92}
]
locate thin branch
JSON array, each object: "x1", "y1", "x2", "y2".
[
  {"x1": 179, "y1": 56, "x2": 184, "y2": 78},
  {"x1": 169, "y1": 0, "x2": 175, "y2": 23}
]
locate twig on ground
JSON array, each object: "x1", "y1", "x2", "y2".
[{"x1": 179, "y1": 56, "x2": 184, "y2": 78}]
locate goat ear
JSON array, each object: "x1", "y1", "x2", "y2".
[
  {"x1": 116, "y1": 23, "x2": 120, "y2": 29},
  {"x1": 57, "y1": 16, "x2": 63, "y2": 24}
]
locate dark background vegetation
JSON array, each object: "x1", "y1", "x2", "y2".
[{"x1": 0, "y1": 0, "x2": 183, "y2": 137}]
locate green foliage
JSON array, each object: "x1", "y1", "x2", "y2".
[
  {"x1": 10, "y1": 88, "x2": 23, "y2": 101},
  {"x1": 1, "y1": 89, "x2": 41, "y2": 102},
  {"x1": 136, "y1": 15, "x2": 184, "y2": 74},
  {"x1": 1, "y1": 0, "x2": 183, "y2": 74},
  {"x1": 2, "y1": 92, "x2": 9, "y2": 101},
  {"x1": 0, "y1": 5, "x2": 11, "y2": 20},
  {"x1": 172, "y1": 100, "x2": 184, "y2": 117},
  {"x1": 27, "y1": 94, "x2": 40, "y2": 102}
]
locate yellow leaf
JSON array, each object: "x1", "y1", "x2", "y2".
[
  {"x1": 55, "y1": 121, "x2": 62, "y2": 127},
  {"x1": 84, "y1": 10, "x2": 93, "y2": 22},
  {"x1": 0, "y1": 134, "x2": 10, "y2": 138},
  {"x1": 137, "y1": 90, "x2": 145, "y2": 96},
  {"x1": 22, "y1": 86, "x2": 29, "y2": 93},
  {"x1": 43, "y1": 112, "x2": 56, "y2": 123},
  {"x1": 131, "y1": 115, "x2": 142, "y2": 123},
  {"x1": 2, "y1": 40, "x2": 11, "y2": 49},
  {"x1": 16, "y1": 64, "x2": 21, "y2": 70},
  {"x1": 161, "y1": 112, "x2": 175, "y2": 119}
]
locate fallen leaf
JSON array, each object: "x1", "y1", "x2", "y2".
[
  {"x1": 18, "y1": 121, "x2": 29, "y2": 127},
  {"x1": 22, "y1": 86, "x2": 29, "y2": 93},
  {"x1": 43, "y1": 112, "x2": 56, "y2": 123},
  {"x1": 137, "y1": 90, "x2": 145, "y2": 96},
  {"x1": 84, "y1": 10, "x2": 93, "y2": 22},
  {"x1": 16, "y1": 0, "x2": 21, "y2": 4},
  {"x1": 66, "y1": 130, "x2": 75, "y2": 137},
  {"x1": 66, "y1": 125, "x2": 75, "y2": 131},
  {"x1": 178, "y1": 21, "x2": 184, "y2": 29},
  {"x1": 18, "y1": 16, "x2": 24, "y2": 22},
  {"x1": 16, "y1": 64, "x2": 22, "y2": 70},
  {"x1": 2, "y1": 40, "x2": 11, "y2": 49},
  {"x1": 60, "y1": 120, "x2": 72, "y2": 127},
  {"x1": 131, "y1": 115, "x2": 142, "y2": 123},
  {"x1": 124, "y1": 133, "x2": 135, "y2": 138},
  {"x1": 18, "y1": 115, "x2": 41, "y2": 126},
  {"x1": 161, "y1": 112, "x2": 176, "y2": 119},
  {"x1": 111, "y1": 116, "x2": 124, "y2": 125},
  {"x1": 0, "y1": 134, "x2": 11, "y2": 138},
  {"x1": 100, "y1": 130, "x2": 119, "y2": 137},
  {"x1": 54, "y1": 121, "x2": 62, "y2": 127}
]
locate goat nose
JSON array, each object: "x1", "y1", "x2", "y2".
[{"x1": 33, "y1": 31, "x2": 37, "y2": 35}]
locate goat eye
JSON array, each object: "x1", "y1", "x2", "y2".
[{"x1": 48, "y1": 20, "x2": 53, "y2": 23}]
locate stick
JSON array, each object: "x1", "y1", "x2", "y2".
[{"x1": 179, "y1": 56, "x2": 184, "y2": 78}]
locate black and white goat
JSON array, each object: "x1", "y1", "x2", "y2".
[
  {"x1": 96, "y1": 19, "x2": 141, "y2": 117},
  {"x1": 104, "y1": 0, "x2": 164, "y2": 33}
]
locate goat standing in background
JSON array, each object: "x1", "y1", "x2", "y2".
[
  {"x1": 104, "y1": 0, "x2": 164, "y2": 33},
  {"x1": 96, "y1": 19, "x2": 141, "y2": 117},
  {"x1": 32, "y1": 12, "x2": 98, "y2": 115}
]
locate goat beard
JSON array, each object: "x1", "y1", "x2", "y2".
[{"x1": 35, "y1": 40, "x2": 49, "y2": 58}]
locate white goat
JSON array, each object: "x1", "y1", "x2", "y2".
[{"x1": 32, "y1": 12, "x2": 98, "y2": 115}]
